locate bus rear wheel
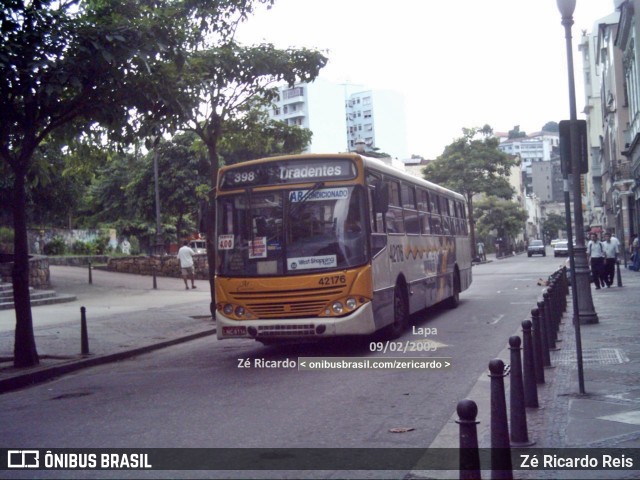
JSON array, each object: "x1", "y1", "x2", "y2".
[{"x1": 384, "y1": 284, "x2": 409, "y2": 339}]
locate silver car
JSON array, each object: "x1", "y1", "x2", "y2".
[{"x1": 554, "y1": 240, "x2": 569, "y2": 257}]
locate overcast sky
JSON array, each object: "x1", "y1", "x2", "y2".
[{"x1": 237, "y1": 0, "x2": 618, "y2": 159}]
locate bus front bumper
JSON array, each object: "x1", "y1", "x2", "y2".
[{"x1": 216, "y1": 302, "x2": 376, "y2": 341}]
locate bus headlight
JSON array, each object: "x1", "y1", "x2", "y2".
[
  {"x1": 223, "y1": 304, "x2": 234, "y2": 315},
  {"x1": 320, "y1": 296, "x2": 370, "y2": 317},
  {"x1": 332, "y1": 302, "x2": 344, "y2": 314},
  {"x1": 235, "y1": 306, "x2": 246, "y2": 317}
]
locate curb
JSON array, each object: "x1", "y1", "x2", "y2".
[{"x1": 0, "y1": 328, "x2": 216, "y2": 395}]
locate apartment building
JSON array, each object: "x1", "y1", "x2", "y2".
[
  {"x1": 267, "y1": 79, "x2": 409, "y2": 159},
  {"x1": 579, "y1": 1, "x2": 638, "y2": 248},
  {"x1": 345, "y1": 89, "x2": 408, "y2": 159},
  {"x1": 268, "y1": 77, "x2": 347, "y2": 154}
]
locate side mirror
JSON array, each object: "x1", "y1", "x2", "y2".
[{"x1": 373, "y1": 180, "x2": 389, "y2": 214}]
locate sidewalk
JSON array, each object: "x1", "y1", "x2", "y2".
[
  {"x1": 421, "y1": 265, "x2": 640, "y2": 479},
  {"x1": 0, "y1": 266, "x2": 216, "y2": 393}
]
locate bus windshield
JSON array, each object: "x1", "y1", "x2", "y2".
[{"x1": 217, "y1": 186, "x2": 368, "y2": 276}]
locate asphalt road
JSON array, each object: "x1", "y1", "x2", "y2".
[{"x1": 0, "y1": 250, "x2": 564, "y2": 479}]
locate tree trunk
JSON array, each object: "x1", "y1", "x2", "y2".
[
  {"x1": 467, "y1": 193, "x2": 476, "y2": 259},
  {"x1": 12, "y1": 164, "x2": 39, "y2": 367},
  {"x1": 205, "y1": 136, "x2": 220, "y2": 319}
]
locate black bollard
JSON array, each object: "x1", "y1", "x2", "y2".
[
  {"x1": 153, "y1": 272, "x2": 157, "y2": 290},
  {"x1": 617, "y1": 260, "x2": 623, "y2": 287},
  {"x1": 530, "y1": 308, "x2": 546, "y2": 384},
  {"x1": 521, "y1": 320, "x2": 539, "y2": 408},
  {"x1": 489, "y1": 359, "x2": 513, "y2": 479},
  {"x1": 88, "y1": 261, "x2": 93, "y2": 285},
  {"x1": 81, "y1": 306, "x2": 89, "y2": 355},
  {"x1": 457, "y1": 399, "x2": 481, "y2": 480},
  {"x1": 509, "y1": 336, "x2": 535, "y2": 446},
  {"x1": 536, "y1": 301, "x2": 552, "y2": 367},
  {"x1": 543, "y1": 291, "x2": 557, "y2": 350}
]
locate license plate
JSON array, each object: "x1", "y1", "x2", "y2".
[{"x1": 222, "y1": 326, "x2": 247, "y2": 336}]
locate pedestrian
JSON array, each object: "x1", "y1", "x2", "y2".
[
  {"x1": 587, "y1": 232, "x2": 606, "y2": 289},
  {"x1": 630, "y1": 234, "x2": 640, "y2": 272},
  {"x1": 477, "y1": 241, "x2": 486, "y2": 262},
  {"x1": 602, "y1": 232, "x2": 618, "y2": 287},
  {"x1": 177, "y1": 240, "x2": 197, "y2": 290}
]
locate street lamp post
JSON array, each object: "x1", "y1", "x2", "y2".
[{"x1": 557, "y1": 0, "x2": 598, "y2": 327}]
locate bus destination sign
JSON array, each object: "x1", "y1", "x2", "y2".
[{"x1": 220, "y1": 158, "x2": 356, "y2": 190}]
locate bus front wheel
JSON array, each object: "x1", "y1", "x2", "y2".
[{"x1": 384, "y1": 284, "x2": 409, "y2": 339}]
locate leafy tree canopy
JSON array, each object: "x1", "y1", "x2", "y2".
[
  {"x1": 542, "y1": 212, "x2": 567, "y2": 241},
  {"x1": 542, "y1": 121, "x2": 559, "y2": 132},
  {"x1": 508, "y1": 125, "x2": 527, "y2": 139},
  {"x1": 475, "y1": 196, "x2": 529, "y2": 240},
  {"x1": 218, "y1": 105, "x2": 312, "y2": 165},
  {"x1": 423, "y1": 126, "x2": 519, "y2": 255}
]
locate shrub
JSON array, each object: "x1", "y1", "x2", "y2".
[
  {"x1": 0, "y1": 227, "x2": 14, "y2": 253},
  {"x1": 43, "y1": 236, "x2": 67, "y2": 255},
  {"x1": 71, "y1": 240, "x2": 94, "y2": 255},
  {"x1": 94, "y1": 234, "x2": 112, "y2": 255}
]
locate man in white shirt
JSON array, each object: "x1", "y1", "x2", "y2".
[
  {"x1": 602, "y1": 232, "x2": 618, "y2": 287},
  {"x1": 177, "y1": 241, "x2": 197, "y2": 290},
  {"x1": 587, "y1": 233, "x2": 606, "y2": 289}
]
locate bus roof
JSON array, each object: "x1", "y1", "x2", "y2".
[
  {"x1": 218, "y1": 153, "x2": 465, "y2": 202},
  {"x1": 359, "y1": 154, "x2": 465, "y2": 201}
]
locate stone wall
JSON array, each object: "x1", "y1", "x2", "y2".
[
  {"x1": 0, "y1": 254, "x2": 50, "y2": 289},
  {"x1": 106, "y1": 254, "x2": 209, "y2": 279}
]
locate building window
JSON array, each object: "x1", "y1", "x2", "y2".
[{"x1": 283, "y1": 87, "x2": 304, "y2": 99}]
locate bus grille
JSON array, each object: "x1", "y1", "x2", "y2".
[
  {"x1": 257, "y1": 324, "x2": 316, "y2": 336},
  {"x1": 232, "y1": 286, "x2": 345, "y2": 319}
]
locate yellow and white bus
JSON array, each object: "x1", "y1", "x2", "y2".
[{"x1": 215, "y1": 153, "x2": 471, "y2": 343}]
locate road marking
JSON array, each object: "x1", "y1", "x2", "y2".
[{"x1": 490, "y1": 314, "x2": 504, "y2": 324}]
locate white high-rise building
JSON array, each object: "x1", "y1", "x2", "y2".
[
  {"x1": 345, "y1": 89, "x2": 408, "y2": 159},
  {"x1": 268, "y1": 77, "x2": 347, "y2": 153},
  {"x1": 267, "y1": 79, "x2": 408, "y2": 159}
]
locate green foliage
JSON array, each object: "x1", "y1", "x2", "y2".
[
  {"x1": 423, "y1": 127, "x2": 517, "y2": 201},
  {"x1": 71, "y1": 241, "x2": 93, "y2": 255},
  {"x1": 475, "y1": 197, "x2": 529, "y2": 239},
  {"x1": 423, "y1": 126, "x2": 519, "y2": 254},
  {"x1": 542, "y1": 121, "x2": 559, "y2": 132},
  {"x1": 508, "y1": 125, "x2": 527, "y2": 139},
  {"x1": 0, "y1": 227, "x2": 14, "y2": 253},
  {"x1": 219, "y1": 105, "x2": 313, "y2": 164},
  {"x1": 43, "y1": 236, "x2": 66, "y2": 256},
  {"x1": 543, "y1": 212, "x2": 567, "y2": 241}
]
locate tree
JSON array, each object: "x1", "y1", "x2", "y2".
[
  {"x1": 1, "y1": 0, "x2": 169, "y2": 367},
  {"x1": 142, "y1": 41, "x2": 327, "y2": 314},
  {"x1": 1, "y1": 0, "x2": 273, "y2": 367},
  {"x1": 475, "y1": 196, "x2": 529, "y2": 241},
  {"x1": 542, "y1": 212, "x2": 566, "y2": 242},
  {"x1": 422, "y1": 127, "x2": 519, "y2": 256},
  {"x1": 508, "y1": 125, "x2": 527, "y2": 139},
  {"x1": 218, "y1": 105, "x2": 313, "y2": 165},
  {"x1": 542, "y1": 121, "x2": 559, "y2": 132}
]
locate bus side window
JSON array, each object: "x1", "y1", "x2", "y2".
[
  {"x1": 368, "y1": 187, "x2": 384, "y2": 233},
  {"x1": 421, "y1": 212, "x2": 431, "y2": 235}
]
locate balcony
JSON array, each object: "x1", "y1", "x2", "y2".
[{"x1": 612, "y1": 162, "x2": 635, "y2": 194}]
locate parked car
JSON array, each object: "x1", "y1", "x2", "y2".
[
  {"x1": 189, "y1": 240, "x2": 207, "y2": 254},
  {"x1": 527, "y1": 239, "x2": 546, "y2": 257},
  {"x1": 554, "y1": 240, "x2": 570, "y2": 257},
  {"x1": 550, "y1": 238, "x2": 561, "y2": 247}
]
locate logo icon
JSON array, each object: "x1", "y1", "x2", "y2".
[{"x1": 8, "y1": 450, "x2": 39, "y2": 468}]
